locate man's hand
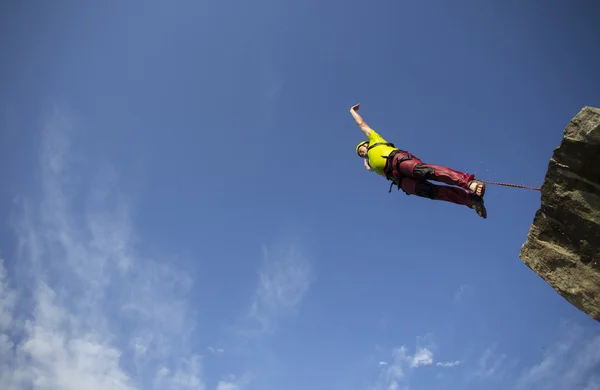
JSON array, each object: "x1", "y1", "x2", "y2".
[
  {"x1": 364, "y1": 159, "x2": 373, "y2": 171},
  {"x1": 350, "y1": 103, "x2": 371, "y2": 136}
]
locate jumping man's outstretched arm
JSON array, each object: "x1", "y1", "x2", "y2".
[{"x1": 350, "y1": 103, "x2": 372, "y2": 137}]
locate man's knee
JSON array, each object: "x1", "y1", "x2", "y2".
[
  {"x1": 414, "y1": 180, "x2": 437, "y2": 199},
  {"x1": 413, "y1": 163, "x2": 435, "y2": 180}
]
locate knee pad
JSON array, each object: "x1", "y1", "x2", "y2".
[
  {"x1": 415, "y1": 181, "x2": 436, "y2": 199},
  {"x1": 413, "y1": 163, "x2": 435, "y2": 180}
]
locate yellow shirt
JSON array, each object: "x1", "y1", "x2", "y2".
[{"x1": 366, "y1": 129, "x2": 397, "y2": 176}]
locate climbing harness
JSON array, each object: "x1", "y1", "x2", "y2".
[
  {"x1": 381, "y1": 148, "x2": 413, "y2": 194},
  {"x1": 359, "y1": 141, "x2": 411, "y2": 193}
]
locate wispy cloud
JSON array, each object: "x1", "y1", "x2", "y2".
[
  {"x1": 215, "y1": 382, "x2": 238, "y2": 390},
  {"x1": 152, "y1": 356, "x2": 205, "y2": 390},
  {"x1": 514, "y1": 322, "x2": 600, "y2": 390},
  {"x1": 378, "y1": 346, "x2": 411, "y2": 390},
  {"x1": 247, "y1": 243, "x2": 313, "y2": 334},
  {"x1": 462, "y1": 321, "x2": 600, "y2": 389},
  {"x1": 214, "y1": 373, "x2": 250, "y2": 390},
  {"x1": 474, "y1": 345, "x2": 508, "y2": 379},
  {"x1": 257, "y1": 58, "x2": 285, "y2": 128},
  {"x1": 207, "y1": 347, "x2": 225, "y2": 355},
  {"x1": 436, "y1": 360, "x2": 461, "y2": 368},
  {"x1": 0, "y1": 108, "x2": 208, "y2": 390},
  {"x1": 584, "y1": 375, "x2": 600, "y2": 390},
  {"x1": 453, "y1": 284, "x2": 473, "y2": 302}
]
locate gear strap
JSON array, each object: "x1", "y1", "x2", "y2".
[{"x1": 383, "y1": 149, "x2": 413, "y2": 194}]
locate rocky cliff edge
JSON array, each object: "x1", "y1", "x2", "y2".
[{"x1": 519, "y1": 106, "x2": 600, "y2": 322}]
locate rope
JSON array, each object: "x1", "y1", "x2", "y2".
[{"x1": 479, "y1": 179, "x2": 541, "y2": 191}]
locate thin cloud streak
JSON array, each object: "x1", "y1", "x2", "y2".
[
  {"x1": 436, "y1": 360, "x2": 461, "y2": 368},
  {"x1": 247, "y1": 243, "x2": 313, "y2": 334},
  {"x1": 0, "y1": 108, "x2": 205, "y2": 390}
]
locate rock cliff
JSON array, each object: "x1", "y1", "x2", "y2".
[{"x1": 519, "y1": 106, "x2": 600, "y2": 322}]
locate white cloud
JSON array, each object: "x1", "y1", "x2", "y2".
[
  {"x1": 436, "y1": 360, "x2": 461, "y2": 368},
  {"x1": 371, "y1": 335, "x2": 464, "y2": 389},
  {"x1": 410, "y1": 347, "x2": 433, "y2": 368},
  {"x1": 247, "y1": 243, "x2": 313, "y2": 333},
  {"x1": 0, "y1": 108, "x2": 206, "y2": 390},
  {"x1": 374, "y1": 338, "x2": 449, "y2": 390},
  {"x1": 0, "y1": 260, "x2": 142, "y2": 390}
]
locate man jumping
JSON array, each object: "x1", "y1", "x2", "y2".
[{"x1": 351, "y1": 103, "x2": 487, "y2": 218}]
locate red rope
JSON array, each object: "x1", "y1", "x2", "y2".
[{"x1": 479, "y1": 179, "x2": 541, "y2": 191}]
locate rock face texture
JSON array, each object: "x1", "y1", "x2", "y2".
[{"x1": 519, "y1": 106, "x2": 600, "y2": 322}]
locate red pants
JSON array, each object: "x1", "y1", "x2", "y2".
[{"x1": 385, "y1": 151, "x2": 476, "y2": 207}]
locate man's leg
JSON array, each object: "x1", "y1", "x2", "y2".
[
  {"x1": 393, "y1": 152, "x2": 484, "y2": 196},
  {"x1": 398, "y1": 177, "x2": 487, "y2": 218},
  {"x1": 399, "y1": 177, "x2": 471, "y2": 206}
]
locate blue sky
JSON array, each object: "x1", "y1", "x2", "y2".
[{"x1": 1, "y1": 1, "x2": 600, "y2": 389}]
